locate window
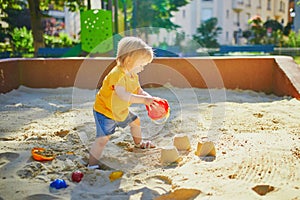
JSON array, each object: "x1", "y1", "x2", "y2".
[
  {"x1": 246, "y1": 0, "x2": 251, "y2": 7},
  {"x1": 236, "y1": 12, "x2": 241, "y2": 26},
  {"x1": 267, "y1": 0, "x2": 271, "y2": 10},
  {"x1": 279, "y1": 1, "x2": 282, "y2": 11},
  {"x1": 182, "y1": 9, "x2": 186, "y2": 18},
  {"x1": 257, "y1": 0, "x2": 262, "y2": 8},
  {"x1": 201, "y1": 8, "x2": 213, "y2": 22},
  {"x1": 226, "y1": 10, "x2": 229, "y2": 19},
  {"x1": 279, "y1": 1, "x2": 285, "y2": 12}
]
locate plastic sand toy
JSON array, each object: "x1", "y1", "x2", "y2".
[
  {"x1": 146, "y1": 98, "x2": 170, "y2": 124},
  {"x1": 50, "y1": 179, "x2": 68, "y2": 189},
  {"x1": 71, "y1": 170, "x2": 84, "y2": 183},
  {"x1": 31, "y1": 147, "x2": 55, "y2": 161},
  {"x1": 109, "y1": 171, "x2": 123, "y2": 182}
]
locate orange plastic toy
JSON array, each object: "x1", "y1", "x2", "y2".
[
  {"x1": 31, "y1": 147, "x2": 55, "y2": 161},
  {"x1": 146, "y1": 98, "x2": 170, "y2": 121}
]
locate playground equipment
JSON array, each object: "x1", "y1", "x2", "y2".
[
  {"x1": 37, "y1": 8, "x2": 114, "y2": 57},
  {"x1": 80, "y1": 9, "x2": 113, "y2": 54}
]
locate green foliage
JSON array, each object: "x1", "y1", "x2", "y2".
[
  {"x1": 44, "y1": 32, "x2": 79, "y2": 48},
  {"x1": 293, "y1": 56, "x2": 300, "y2": 64},
  {"x1": 287, "y1": 31, "x2": 297, "y2": 47},
  {"x1": 39, "y1": 0, "x2": 85, "y2": 11},
  {"x1": 0, "y1": 42, "x2": 12, "y2": 52},
  {"x1": 286, "y1": 31, "x2": 300, "y2": 47},
  {"x1": 0, "y1": 0, "x2": 25, "y2": 10},
  {"x1": 193, "y1": 17, "x2": 222, "y2": 48},
  {"x1": 8, "y1": 26, "x2": 78, "y2": 57},
  {"x1": 129, "y1": 0, "x2": 189, "y2": 31},
  {"x1": 245, "y1": 16, "x2": 300, "y2": 47},
  {"x1": 0, "y1": 0, "x2": 28, "y2": 41},
  {"x1": 10, "y1": 27, "x2": 34, "y2": 54},
  {"x1": 1, "y1": 0, "x2": 86, "y2": 55},
  {"x1": 265, "y1": 29, "x2": 284, "y2": 46},
  {"x1": 283, "y1": 22, "x2": 292, "y2": 36},
  {"x1": 263, "y1": 19, "x2": 283, "y2": 32},
  {"x1": 248, "y1": 15, "x2": 266, "y2": 44}
]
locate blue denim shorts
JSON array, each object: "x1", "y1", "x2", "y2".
[{"x1": 93, "y1": 110, "x2": 137, "y2": 138}]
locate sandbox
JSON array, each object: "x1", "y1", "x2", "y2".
[{"x1": 0, "y1": 56, "x2": 300, "y2": 199}]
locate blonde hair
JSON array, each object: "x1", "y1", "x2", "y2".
[{"x1": 116, "y1": 37, "x2": 153, "y2": 66}]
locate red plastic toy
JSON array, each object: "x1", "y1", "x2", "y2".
[
  {"x1": 71, "y1": 170, "x2": 84, "y2": 183},
  {"x1": 146, "y1": 98, "x2": 170, "y2": 121}
]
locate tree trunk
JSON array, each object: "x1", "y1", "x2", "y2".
[{"x1": 28, "y1": 0, "x2": 44, "y2": 57}]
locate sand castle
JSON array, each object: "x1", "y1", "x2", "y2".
[
  {"x1": 160, "y1": 146, "x2": 180, "y2": 163},
  {"x1": 173, "y1": 134, "x2": 191, "y2": 151},
  {"x1": 161, "y1": 134, "x2": 216, "y2": 164},
  {"x1": 195, "y1": 141, "x2": 216, "y2": 157}
]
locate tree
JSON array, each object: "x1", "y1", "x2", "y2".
[
  {"x1": 263, "y1": 19, "x2": 284, "y2": 46},
  {"x1": 0, "y1": 0, "x2": 26, "y2": 41},
  {"x1": 27, "y1": 0, "x2": 44, "y2": 55},
  {"x1": 121, "y1": 0, "x2": 189, "y2": 36},
  {"x1": 192, "y1": 17, "x2": 222, "y2": 48},
  {"x1": 2, "y1": 6, "x2": 31, "y2": 31},
  {"x1": 263, "y1": 19, "x2": 283, "y2": 32},
  {"x1": 247, "y1": 15, "x2": 266, "y2": 44},
  {"x1": 283, "y1": 22, "x2": 292, "y2": 36},
  {"x1": 0, "y1": 0, "x2": 30, "y2": 30},
  {"x1": 1, "y1": 0, "x2": 85, "y2": 56}
]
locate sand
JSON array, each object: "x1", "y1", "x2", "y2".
[{"x1": 0, "y1": 86, "x2": 299, "y2": 200}]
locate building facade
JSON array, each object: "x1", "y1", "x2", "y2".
[{"x1": 172, "y1": 0, "x2": 290, "y2": 45}]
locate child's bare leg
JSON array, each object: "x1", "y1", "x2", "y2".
[
  {"x1": 129, "y1": 118, "x2": 155, "y2": 148},
  {"x1": 88, "y1": 135, "x2": 110, "y2": 166},
  {"x1": 129, "y1": 118, "x2": 142, "y2": 145}
]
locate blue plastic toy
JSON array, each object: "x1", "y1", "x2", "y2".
[{"x1": 50, "y1": 179, "x2": 68, "y2": 189}]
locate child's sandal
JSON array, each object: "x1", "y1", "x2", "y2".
[{"x1": 135, "y1": 141, "x2": 155, "y2": 149}]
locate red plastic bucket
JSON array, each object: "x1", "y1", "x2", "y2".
[{"x1": 146, "y1": 98, "x2": 170, "y2": 121}]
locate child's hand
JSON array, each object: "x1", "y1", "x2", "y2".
[
  {"x1": 143, "y1": 96, "x2": 155, "y2": 106},
  {"x1": 144, "y1": 97, "x2": 163, "y2": 109}
]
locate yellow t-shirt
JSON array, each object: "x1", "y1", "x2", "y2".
[{"x1": 94, "y1": 66, "x2": 141, "y2": 121}]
